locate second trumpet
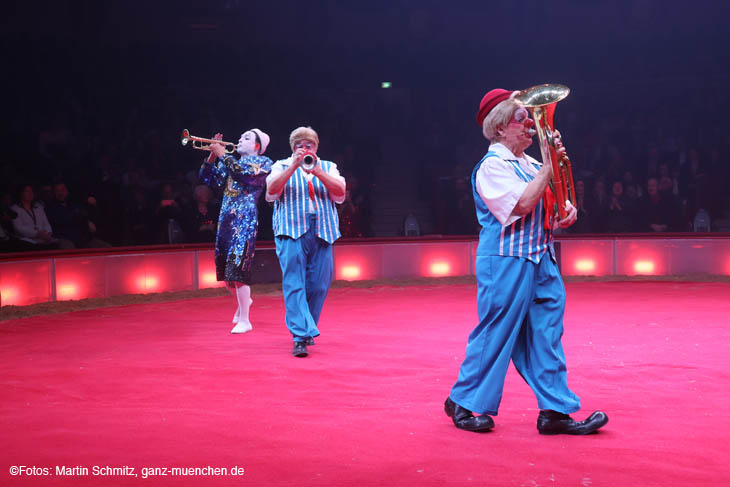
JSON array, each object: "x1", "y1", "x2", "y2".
[
  {"x1": 181, "y1": 129, "x2": 236, "y2": 154},
  {"x1": 301, "y1": 151, "x2": 317, "y2": 171}
]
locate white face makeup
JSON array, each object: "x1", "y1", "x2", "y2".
[
  {"x1": 501, "y1": 107, "x2": 535, "y2": 155},
  {"x1": 293, "y1": 139, "x2": 317, "y2": 154},
  {"x1": 236, "y1": 131, "x2": 258, "y2": 156}
]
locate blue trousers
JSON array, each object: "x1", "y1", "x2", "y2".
[
  {"x1": 275, "y1": 215, "x2": 333, "y2": 343},
  {"x1": 449, "y1": 254, "x2": 581, "y2": 416}
]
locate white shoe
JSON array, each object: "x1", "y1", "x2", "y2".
[{"x1": 230, "y1": 321, "x2": 253, "y2": 334}]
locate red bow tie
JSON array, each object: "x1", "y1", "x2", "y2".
[{"x1": 308, "y1": 180, "x2": 318, "y2": 209}]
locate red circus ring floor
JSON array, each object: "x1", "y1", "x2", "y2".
[{"x1": 1, "y1": 277, "x2": 729, "y2": 486}]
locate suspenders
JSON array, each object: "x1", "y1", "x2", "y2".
[{"x1": 472, "y1": 152, "x2": 551, "y2": 263}]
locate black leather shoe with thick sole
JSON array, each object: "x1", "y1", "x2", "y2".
[
  {"x1": 537, "y1": 410, "x2": 608, "y2": 435},
  {"x1": 304, "y1": 337, "x2": 315, "y2": 346},
  {"x1": 292, "y1": 342, "x2": 309, "y2": 358},
  {"x1": 444, "y1": 397, "x2": 494, "y2": 432}
]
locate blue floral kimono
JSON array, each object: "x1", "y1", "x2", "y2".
[{"x1": 199, "y1": 154, "x2": 273, "y2": 284}]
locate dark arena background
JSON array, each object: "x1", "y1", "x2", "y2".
[{"x1": 2, "y1": 1, "x2": 730, "y2": 486}]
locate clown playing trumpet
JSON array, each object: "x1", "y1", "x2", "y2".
[
  {"x1": 265, "y1": 126, "x2": 346, "y2": 358},
  {"x1": 194, "y1": 129, "x2": 273, "y2": 335}
]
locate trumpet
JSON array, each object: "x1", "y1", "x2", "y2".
[
  {"x1": 180, "y1": 129, "x2": 236, "y2": 154},
  {"x1": 301, "y1": 151, "x2": 318, "y2": 171},
  {"x1": 513, "y1": 84, "x2": 576, "y2": 220}
]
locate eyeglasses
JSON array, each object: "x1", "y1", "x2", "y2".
[{"x1": 294, "y1": 141, "x2": 316, "y2": 150}]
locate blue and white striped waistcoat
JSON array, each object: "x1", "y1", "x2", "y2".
[
  {"x1": 271, "y1": 160, "x2": 341, "y2": 244},
  {"x1": 472, "y1": 152, "x2": 553, "y2": 264}
]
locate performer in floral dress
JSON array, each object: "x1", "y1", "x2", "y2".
[{"x1": 200, "y1": 129, "x2": 273, "y2": 334}]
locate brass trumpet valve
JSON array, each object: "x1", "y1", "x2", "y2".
[{"x1": 180, "y1": 129, "x2": 236, "y2": 154}]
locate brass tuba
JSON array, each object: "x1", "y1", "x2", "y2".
[
  {"x1": 180, "y1": 129, "x2": 237, "y2": 154},
  {"x1": 513, "y1": 84, "x2": 576, "y2": 220}
]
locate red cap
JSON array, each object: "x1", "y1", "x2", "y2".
[{"x1": 476, "y1": 88, "x2": 512, "y2": 126}]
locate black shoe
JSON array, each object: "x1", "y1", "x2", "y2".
[
  {"x1": 292, "y1": 341, "x2": 309, "y2": 358},
  {"x1": 444, "y1": 397, "x2": 494, "y2": 432},
  {"x1": 537, "y1": 410, "x2": 608, "y2": 435},
  {"x1": 304, "y1": 337, "x2": 315, "y2": 346}
]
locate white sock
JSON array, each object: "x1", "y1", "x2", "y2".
[
  {"x1": 227, "y1": 285, "x2": 240, "y2": 324},
  {"x1": 230, "y1": 284, "x2": 253, "y2": 334}
]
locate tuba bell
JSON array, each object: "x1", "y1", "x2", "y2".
[{"x1": 513, "y1": 84, "x2": 576, "y2": 220}]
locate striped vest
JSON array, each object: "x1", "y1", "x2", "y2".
[
  {"x1": 271, "y1": 160, "x2": 341, "y2": 244},
  {"x1": 472, "y1": 151, "x2": 553, "y2": 263}
]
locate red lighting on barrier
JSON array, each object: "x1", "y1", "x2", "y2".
[
  {"x1": 633, "y1": 260, "x2": 656, "y2": 274},
  {"x1": 145, "y1": 276, "x2": 159, "y2": 290},
  {"x1": 57, "y1": 283, "x2": 79, "y2": 300},
  {"x1": 1, "y1": 287, "x2": 20, "y2": 306},
  {"x1": 429, "y1": 261, "x2": 451, "y2": 277},
  {"x1": 574, "y1": 259, "x2": 596, "y2": 273},
  {"x1": 201, "y1": 272, "x2": 218, "y2": 285},
  {"x1": 136, "y1": 275, "x2": 160, "y2": 292},
  {"x1": 340, "y1": 265, "x2": 362, "y2": 280}
]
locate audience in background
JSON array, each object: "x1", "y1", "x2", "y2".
[
  {"x1": 9, "y1": 185, "x2": 62, "y2": 250},
  {"x1": 182, "y1": 185, "x2": 219, "y2": 243},
  {"x1": 641, "y1": 177, "x2": 676, "y2": 232},
  {"x1": 45, "y1": 182, "x2": 111, "y2": 249},
  {"x1": 154, "y1": 183, "x2": 183, "y2": 244},
  {"x1": 585, "y1": 180, "x2": 610, "y2": 234},
  {"x1": 1, "y1": 72, "x2": 729, "y2": 252},
  {"x1": 123, "y1": 187, "x2": 156, "y2": 246},
  {"x1": 606, "y1": 181, "x2": 632, "y2": 233}
]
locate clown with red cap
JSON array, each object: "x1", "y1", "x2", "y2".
[
  {"x1": 203, "y1": 129, "x2": 273, "y2": 335},
  {"x1": 444, "y1": 89, "x2": 608, "y2": 435}
]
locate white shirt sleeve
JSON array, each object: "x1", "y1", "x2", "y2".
[
  {"x1": 326, "y1": 162, "x2": 346, "y2": 204},
  {"x1": 264, "y1": 158, "x2": 346, "y2": 204},
  {"x1": 475, "y1": 156, "x2": 528, "y2": 226},
  {"x1": 265, "y1": 160, "x2": 287, "y2": 202}
]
